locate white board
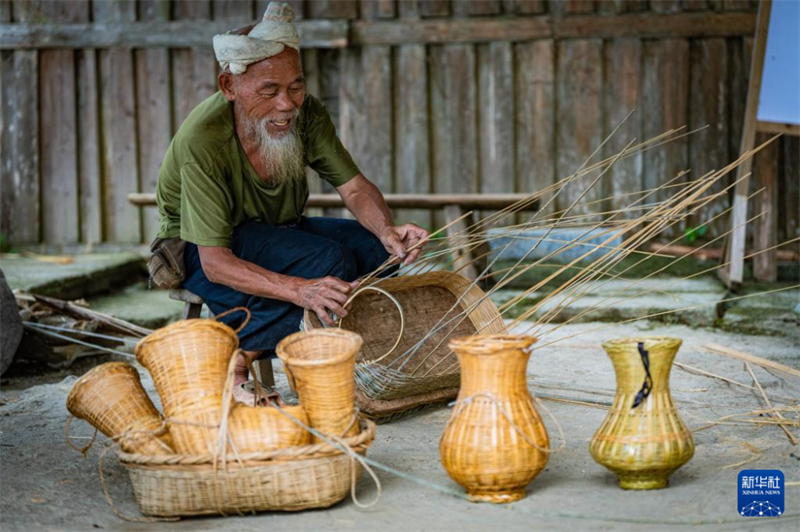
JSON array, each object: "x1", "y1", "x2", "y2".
[{"x1": 757, "y1": 0, "x2": 800, "y2": 125}]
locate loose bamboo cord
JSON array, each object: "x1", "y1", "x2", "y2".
[
  {"x1": 525, "y1": 235, "x2": 800, "y2": 344},
  {"x1": 397, "y1": 136, "x2": 640, "y2": 375},
  {"x1": 508, "y1": 162, "x2": 757, "y2": 335},
  {"x1": 366, "y1": 123, "x2": 691, "y2": 283},
  {"x1": 518, "y1": 134, "x2": 781, "y2": 330},
  {"x1": 524, "y1": 139, "x2": 780, "y2": 334},
  {"x1": 338, "y1": 286, "x2": 405, "y2": 365},
  {"x1": 531, "y1": 186, "x2": 768, "y2": 337},
  {"x1": 521, "y1": 172, "x2": 742, "y2": 333},
  {"x1": 436, "y1": 193, "x2": 791, "y2": 376},
  {"x1": 412, "y1": 165, "x2": 698, "y2": 377}
]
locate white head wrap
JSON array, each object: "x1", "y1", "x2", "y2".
[{"x1": 213, "y1": 2, "x2": 300, "y2": 75}]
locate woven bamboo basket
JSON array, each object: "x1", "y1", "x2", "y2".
[
  {"x1": 440, "y1": 335, "x2": 549, "y2": 503},
  {"x1": 135, "y1": 316, "x2": 309, "y2": 454},
  {"x1": 303, "y1": 271, "x2": 507, "y2": 421},
  {"x1": 66, "y1": 362, "x2": 174, "y2": 455},
  {"x1": 589, "y1": 337, "x2": 694, "y2": 490},
  {"x1": 276, "y1": 329, "x2": 361, "y2": 443},
  {"x1": 117, "y1": 418, "x2": 376, "y2": 517}
]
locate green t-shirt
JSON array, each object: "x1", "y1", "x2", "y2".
[{"x1": 156, "y1": 91, "x2": 360, "y2": 247}]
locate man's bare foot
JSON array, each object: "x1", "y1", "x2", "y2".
[{"x1": 233, "y1": 381, "x2": 286, "y2": 407}]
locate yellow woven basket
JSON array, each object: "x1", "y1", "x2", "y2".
[{"x1": 116, "y1": 418, "x2": 375, "y2": 517}]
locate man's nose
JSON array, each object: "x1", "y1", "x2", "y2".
[{"x1": 274, "y1": 91, "x2": 296, "y2": 112}]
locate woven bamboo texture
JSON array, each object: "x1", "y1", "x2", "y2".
[
  {"x1": 440, "y1": 335, "x2": 549, "y2": 503},
  {"x1": 277, "y1": 329, "x2": 361, "y2": 443},
  {"x1": 589, "y1": 337, "x2": 694, "y2": 490},
  {"x1": 118, "y1": 419, "x2": 376, "y2": 517},
  {"x1": 135, "y1": 318, "x2": 308, "y2": 454},
  {"x1": 66, "y1": 362, "x2": 174, "y2": 455},
  {"x1": 304, "y1": 271, "x2": 507, "y2": 418}
]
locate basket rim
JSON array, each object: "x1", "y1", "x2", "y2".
[
  {"x1": 602, "y1": 336, "x2": 683, "y2": 351},
  {"x1": 66, "y1": 362, "x2": 140, "y2": 413},
  {"x1": 448, "y1": 334, "x2": 537, "y2": 354},
  {"x1": 276, "y1": 329, "x2": 363, "y2": 367},
  {"x1": 135, "y1": 319, "x2": 238, "y2": 358},
  {"x1": 116, "y1": 418, "x2": 375, "y2": 466}
]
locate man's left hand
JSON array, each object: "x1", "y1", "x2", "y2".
[{"x1": 379, "y1": 224, "x2": 429, "y2": 266}]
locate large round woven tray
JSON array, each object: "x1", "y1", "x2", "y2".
[
  {"x1": 304, "y1": 271, "x2": 507, "y2": 422},
  {"x1": 116, "y1": 419, "x2": 376, "y2": 517}
]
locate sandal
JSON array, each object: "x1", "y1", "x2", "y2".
[{"x1": 233, "y1": 380, "x2": 285, "y2": 407}]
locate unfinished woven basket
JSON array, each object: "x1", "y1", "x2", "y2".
[
  {"x1": 117, "y1": 418, "x2": 376, "y2": 517},
  {"x1": 135, "y1": 317, "x2": 309, "y2": 454},
  {"x1": 66, "y1": 362, "x2": 174, "y2": 455},
  {"x1": 303, "y1": 271, "x2": 507, "y2": 421}
]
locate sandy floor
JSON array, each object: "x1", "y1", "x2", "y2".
[{"x1": 1, "y1": 320, "x2": 798, "y2": 532}]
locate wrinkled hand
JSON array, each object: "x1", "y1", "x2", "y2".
[
  {"x1": 379, "y1": 224, "x2": 430, "y2": 266},
  {"x1": 293, "y1": 277, "x2": 359, "y2": 327}
]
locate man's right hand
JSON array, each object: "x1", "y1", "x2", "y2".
[{"x1": 293, "y1": 277, "x2": 359, "y2": 327}]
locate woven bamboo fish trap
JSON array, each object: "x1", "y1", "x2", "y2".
[
  {"x1": 277, "y1": 329, "x2": 361, "y2": 443},
  {"x1": 66, "y1": 362, "x2": 174, "y2": 455},
  {"x1": 589, "y1": 337, "x2": 694, "y2": 490},
  {"x1": 135, "y1": 315, "x2": 309, "y2": 455},
  {"x1": 440, "y1": 335, "x2": 549, "y2": 503},
  {"x1": 303, "y1": 271, "x2": 507, "y2": 421},
  {"x1": 116, "y1": 418, "x2": 375, "y2": 517}
]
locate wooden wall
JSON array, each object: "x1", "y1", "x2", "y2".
[{"x1": 1, "y1": 0, "x2": 797, "y2": 249}]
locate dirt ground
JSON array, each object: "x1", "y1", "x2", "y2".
[{"x1": 1, "y1": 320, "x2": 799, "y2": 532}]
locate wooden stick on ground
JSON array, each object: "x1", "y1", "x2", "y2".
[
  {"x1": 744, "y1": 361, "x2": 799, "y2": 446},
  {"x1": 703, "y1": 344, "x2": 800, "y2": 379}
]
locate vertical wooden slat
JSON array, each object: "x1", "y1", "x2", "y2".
[
  {"x1": 3, "y1": 2, "x2": 40, "y2": 244},
  {"x1": 307, "y1": 0, "x2": 358, "y2": 18},
  {"x1": 453, "y1": 0, "x2": 502, "y2": 16},
  {"x1": 38, "y1": 2, "x2": 86, "y2": 246},
  {"x1": 604, "y1": 38, "x2": 642, "y2": 219},
  {"x1": 319, "y1": 48, "x2": 346, "y2": 216},
  {"x1": 650, "y1": 1, "x2": 683, "y2": 13},
  {"x1": 478, "y1": 42, "x2": 514, "y2": 223},
  {"x1": 515, "y1": 40, "x2": 554, "y2": 218},
  {"x1": 430, "y1": 44, "x2": 478, "y2": 227},
  {"x1": 779, "y1": 136, "x2": 799, "y2": 242},
  {"x1": 97, "y1": 0, "x2": 140, "y2": 243},
  {"x1": 689, "y1": 38, "x2": 729, "y2": 236},
  {"x1": 503, "y1": 0, "x2": 547, "y2": 14},
  {"x1": 562, "y1": 0, "x2": 596, "y2": 14},
  {"x1": 338, "y1": 48, "x2": 365, "y2": 178},
  {"x1": 752, "y1": 132, "x2": 777, "y2": 282},
  {"x1": 172, "y1": 1, "x2": 216, "y2": 131},
  {"x1": 213, "y1": 0, "x2": 254, "y2": 20},
  {"x1": 77, "y1": 49, "x2": 103, "y2": 245},
  {"x1": 600, "y1": 0, "x2": 647, "y2": 13},
  {"x1": 0, "y1": 0, "x2": 11, "y2": 245},
  {"x1": 556, "y1": 39, "x2": 604, "y2": 215},
  {"x1": 361, "y1": 46, "x2": 393, "y2": 193},
  {"x1": 362, "y1": 0, "x2": 396, "y2": 19},
  {"x1": 728, "y1": 36, "x2": 752, "y2": 177},
  {"x1": 681, "y1": 1, "x2": 709, "y2": 12},
  {"x1": 723, "y1": 0, "x2": 758, "y2": 11},
  {"x1": 642, "y1": 39, "x2": 689, "y2": 235},
  {"x1": 419, "y1": 0, "x2": 450, "y2": 17},
  {"x1": 136, "y1": 0, "x2": 172, "y2": 243},
  {"x1": 394, "y1": 44, "x2": 431, "y2": 228},
  {"x1": 302, "y1": 48, "x2": 325, "y2": 217}
]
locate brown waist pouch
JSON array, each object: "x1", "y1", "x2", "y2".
[{"x1": 147, "y1": 237, "x2": 187, "y2": 289}]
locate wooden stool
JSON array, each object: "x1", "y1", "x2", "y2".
[{"x1": 168, "y1": 289, "x2": 275, "y2": 387}]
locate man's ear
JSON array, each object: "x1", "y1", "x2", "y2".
[{"x1": 219, "y1": 72, "x2": 236, "y2": 101}]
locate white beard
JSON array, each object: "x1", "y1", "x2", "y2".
[{"x1": 239, "y1": 109, "x2": 306, "y2": 186}]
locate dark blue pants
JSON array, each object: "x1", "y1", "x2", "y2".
[{"x1": 183, "y1": 217, "x2": 390, "y2": 352}]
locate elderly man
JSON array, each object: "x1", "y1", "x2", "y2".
[{"x1": 155, "y1": 2, "x2": 428, "y2": 402}]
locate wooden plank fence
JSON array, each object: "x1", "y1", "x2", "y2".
[{"x1": 1, "y1": 0, "x2": 797, "y2": 250}]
